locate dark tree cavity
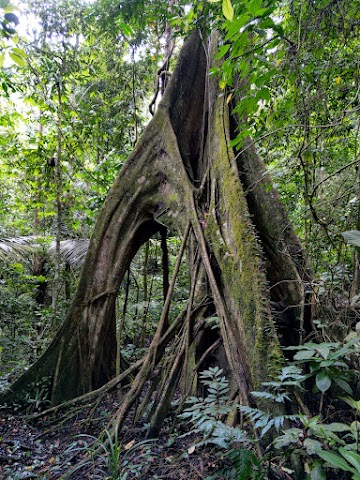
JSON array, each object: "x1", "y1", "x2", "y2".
[{"x1": 1, "y1": 31, "x2": 311, "y2": 438}]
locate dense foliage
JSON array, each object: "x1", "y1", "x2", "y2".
[{"x1": 1, "y1": 0, "x2": 360, "y2": 478}]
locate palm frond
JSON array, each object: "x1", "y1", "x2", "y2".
[
  {"x1": 0, "y1": 236, "x2": 39, "y2": 263},
  {"x1": 0, "y1": 236, "x2": 90, "y2": 269},
  {"x1": 49, "y1": 239, "x2": 89, "y2": 268}
]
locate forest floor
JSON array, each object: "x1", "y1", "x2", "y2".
[{"x1": 0, "y1": 388, "x2": 228, "y2": 480}]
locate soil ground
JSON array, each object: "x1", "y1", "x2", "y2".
[{"x1": 0, "y1": 390, "x2": 227, "y2": 480}]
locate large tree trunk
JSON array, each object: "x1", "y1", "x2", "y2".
[{"x1": 0, "y1": 31, "x2": 311, "y2": 422}]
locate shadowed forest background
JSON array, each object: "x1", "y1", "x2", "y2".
[{"x1": 1, "y1": 0, "x2": 360, "y2": 479}]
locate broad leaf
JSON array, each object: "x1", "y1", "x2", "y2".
[
  {"x1": 310, "y1": 464, "x2": 326, "y2": 480},
  {"x1": 304, "y1": 438, "x2": 323, "y2": 455},
  {"x1": 342, "y1": 397, "x2": 360, "y2": 412},
  {"x1": 316, "y1": 371, "x2": 332, "y2": 393},
  {"x1": 222, "y1": 0, "x2": 234, "y2": 21},
  {"x1": 9, "y1": 49, "x2": 26, "y2": 67},
  {"x1": 333, "y1": 378, "x2": 353, "y2": 395},
  {"x1": 247, "y1": 0, "x2": 263, "y2": 16},
  {"x1": 294, "y1": 349, "x2": 317, "y2": 361},
  {"x1": 316, "y1": 449, "x2": 355, "y2": 473},
  {"x1": 321, "y1": 422, "x2": 351, "y2": 432},
  {"x1": 315, "y1": 344, "x2": 331, "y2": 359},
  {"x1": 339, "y1": 448, "x2": 360, "y2": 473},
  {"x1": 274, "y1": 428, "x2": 302, "y2": 448}
]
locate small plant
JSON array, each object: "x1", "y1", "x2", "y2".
[
  {"x1": 285, "y1": 339, "x2": 360, "y2": 400},
  {"x1": 226, "y1": 448, "x2": 265, "y2": 480},
  {"x1": 180, "y1": 366, "x2": 249, "y2": 448},
  {"x1": 66, "y1": 425, "x2": 156, "y2": 479},
  {"x1": 24, "y1": 382, "x2": 50, "y2": 414},
  {"x1": 271, "y1": 336, "x2": 360, "y2": 478},
  {"x1": 275, "y1": 415, "x2": 360, "y2": 478},
  {"x1": 180, "y1": 367, "x2": 265, "y2": 479}
]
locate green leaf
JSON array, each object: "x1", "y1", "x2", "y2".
[
  {"x1": 321, "y1": 422, "x2": 351, "y2": 432},
  {"x1": 273, "y1": 428, "x2": 302, "y2": 449},
  {"x1": 9, "y1": 51, "x2": 26, "y2": 67},
  {"x1": 316, "y1": 449, "x2": 355, "y2": 473},
  {"x1": 117, "y1": 19, "x2": 133, "y2": 37},
  {"x1": 310, "y1": 464, "x2": 327, "y2": 480},
  {"x1": 304, "y1": 438, "x2": 323, "y2": 455},
  {"x1": 256, "y1": 88, "x2": 270, "y2": 101},
  {"x1": 319, "y1": 360, "x2": 335, "y2": 367},
  {"x1": 228, "y1": 448, "x2": 255, "y2": 480},
  {"x1": 208, "y1": 0, "x2": 221, "y2": 2},
  {"x1": 293, "y1": 349, "x2": 316, "y2": 361},
  {"x1": 247, "y1": 0, "x2": 263, "y2": 16},
  {"x1": 333, "y1": 378, "x2": 353, "y2": 395},
  {"x1": 222, "y1": 0, "x2": 234, "y2": 21},
  {"x1": 341, "y1": 397, "x2": 360, "y2": 412},
  {"x1": 339, "y1": 448, "x2": 360, "y2": 473},
  {"x1": 216, "y1": 43, "x2": 231, "y2": 59},
  {"x1": 315, "y1": 344, "x2": 331, "y2": 359},
  {"x1": 11, "y1": 47, "x2": 26, "y2": 58},
  {"x1": 316, "y1": 370, "x2": 332, "y2": 393},
  {"x1": 225, "y1": 14, "x2": 250, "y2": 40}
]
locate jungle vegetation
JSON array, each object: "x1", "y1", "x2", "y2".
[{"x1": 1, "y1": 0, "x2": 360, "y2": 478}]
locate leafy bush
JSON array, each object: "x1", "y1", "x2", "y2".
[
  {"x1": 270, "y1": 334, "x2": 360, "y2": 478},
  {"x1": 186, "y1": 334, "x2": 360, "y2": 479},
  {"x1": 286, "y1": 339, "x2": 360, "y2": 398},
  {"x1": 0, "y1": 263, "x2": 41, "y2": 374}
]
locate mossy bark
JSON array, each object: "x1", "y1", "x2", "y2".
[{"x1": 1, "y1": 30, "x2": 310, "y2": 418}]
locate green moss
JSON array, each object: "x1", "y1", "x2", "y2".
[{"x1": 204, "y1": 97, "x2": 280, "y2": 388}]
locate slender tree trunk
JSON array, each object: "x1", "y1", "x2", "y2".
[
  {"x1": 52, "y1": 71, "x2": 64, "y2": 322},
  {"x1": 33, "y1": 111, "x2": 48, "y2": 306}
]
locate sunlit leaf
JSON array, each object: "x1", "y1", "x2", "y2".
[
  {"x1": 247, "y1": 0, "x2": 263, "y2": 16},
  {"x1": 118, "y1": 19, "x2": 133, "y2": 38},
  {"x1": 9, "y1": 51, "x2": 26, "y2": 67},
  {"x1": 11, "y1": 47, "x2": 26, "y2": 58},
  {"x1": 222, "y1": 0, "x2": 234, "y2": 21}
]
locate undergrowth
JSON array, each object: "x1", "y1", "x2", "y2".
[{"x1": 179, "y1": 326, "x2": 360, "y2": 480}]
